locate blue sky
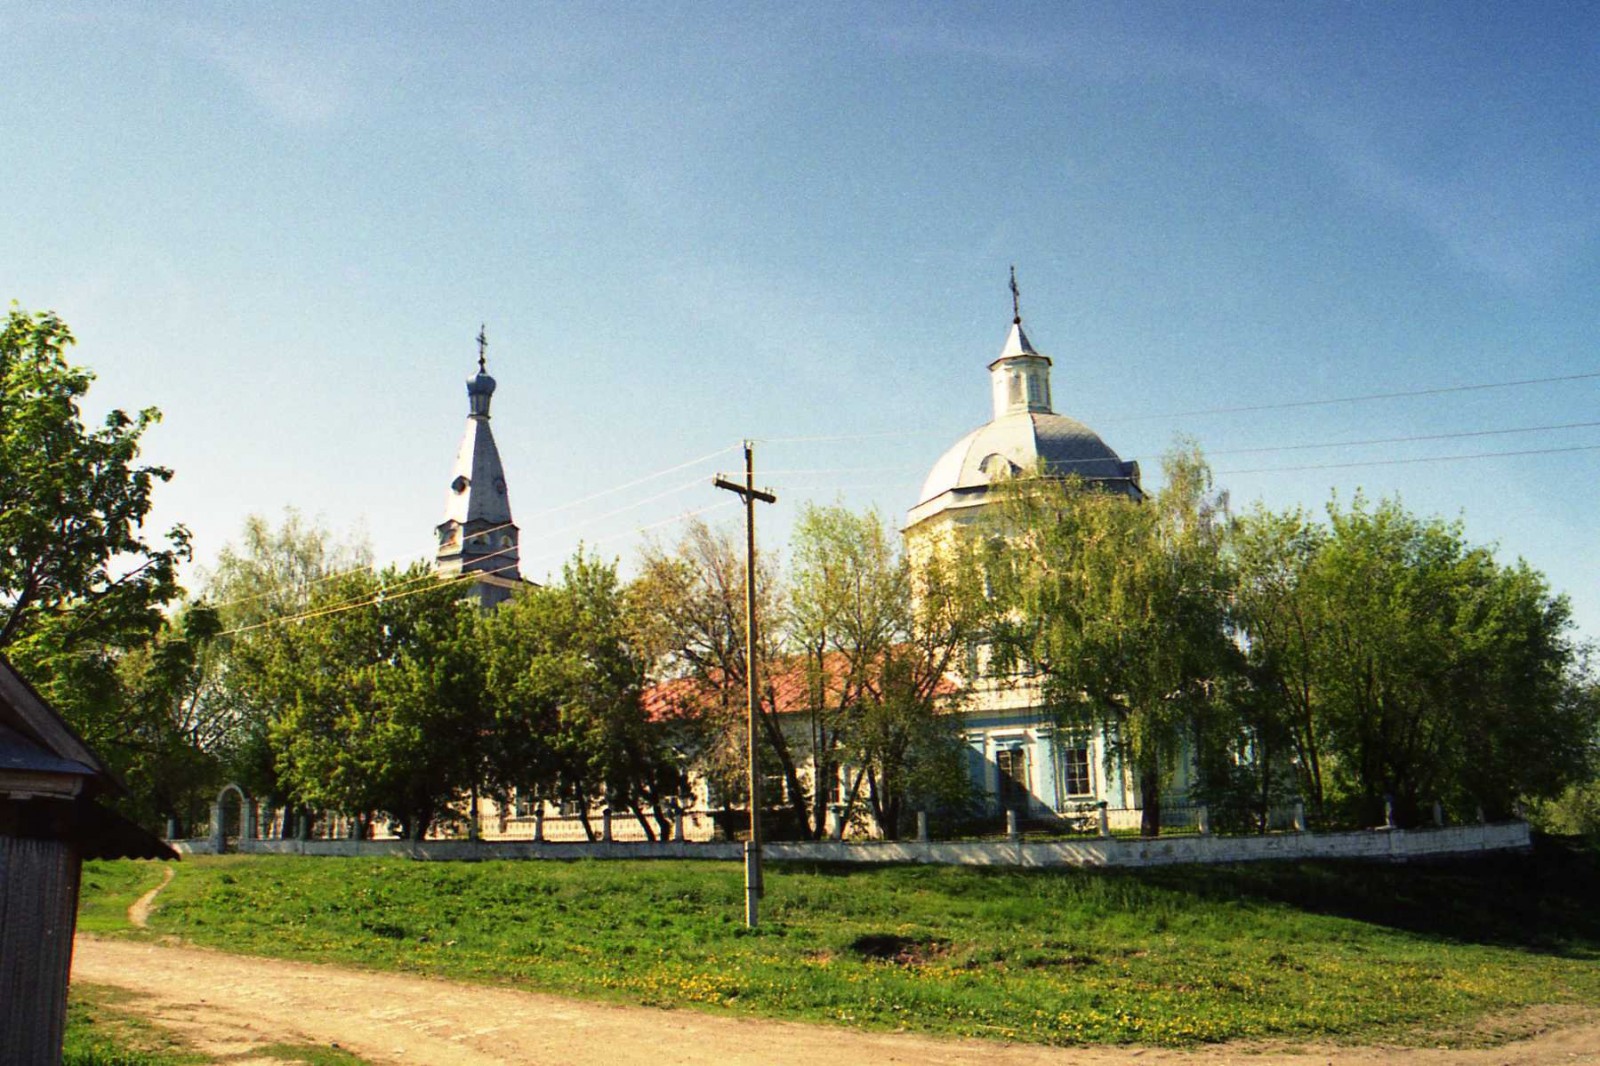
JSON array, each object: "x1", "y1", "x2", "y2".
[{"x1": 5, "y1": 2, "x2": 1597, "y2": 639}]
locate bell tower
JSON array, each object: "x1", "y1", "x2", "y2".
[{"x1": 435, "y1": 326, "x2": 521, "y2": 608}]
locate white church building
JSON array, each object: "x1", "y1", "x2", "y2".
[
  {"x1": 448, "y1": 296, "x2": 1181, "y2": 840},
  {"x1": 902, "y1": 302, "x2": 1163, "y2": 828}
]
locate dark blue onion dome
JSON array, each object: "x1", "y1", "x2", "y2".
[{"x1": 466, "y1": 367, "x2": 496, "y2": 417}]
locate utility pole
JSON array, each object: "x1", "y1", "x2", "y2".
[{"x1": 713, "y1": 442, "x2": 776, "y2": 928}]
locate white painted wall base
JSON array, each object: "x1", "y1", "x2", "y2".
[{"x1": 173, "y1": 821, "x2": 1530, "y2": 867}]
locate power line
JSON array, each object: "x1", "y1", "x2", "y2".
[
  {"x1": 516, "y1": 501, "x2": 739, "y2": 574},
  {"x1": 218, "y1": 557, "x2": 523, "y2": 637},
  {"x1": 204, "y1": 444, "x2": 738, "y2": 614},
  {"x1": 517, "y1": 475, "x2": 707, "y2": 548},
  {"x1": 222, "y1": 502, "x2": 739, "y2": 637},
  {"x1": 205, "y1": 519, "x2": 520, "y2": 613},
  {"x1": 218, "y1": 537, "x2": 525, "y2": 635},
  {"x1": 1210, "y1": 420, "x2": 1600, "y2": 457},
  {"x1": 519, "y1": 443, "x2": 739, "y2": 520},
  {"x1": 755, "y1": 367, "x2": 1600, "y2": 446},
  {"x1": 1112, "y1": 369, "x2": 1600, "y2": 425},
  {"x1": 1221, "y1": 443, "x2": 1600, "y2": 476}
]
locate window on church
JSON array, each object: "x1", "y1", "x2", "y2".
[
  {"x1": 513, "y1": 789, "x2": 537, "y2": 818},
  {"x1": 1062, "y1": 743, "x2": 1092, "y2": 797},
  {"x1": 1008, "y1": 373, "x2": 1024, "y2": 408}
]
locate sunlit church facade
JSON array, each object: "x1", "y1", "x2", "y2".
[{"x1": 442, "y1": 301, "x2": 1178, "y2": 841}]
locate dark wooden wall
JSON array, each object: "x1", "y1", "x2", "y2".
[{"x1": 0, "y1": 834, "x2": 81, "y2": 1066}]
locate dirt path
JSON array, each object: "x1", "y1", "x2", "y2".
[
  {"x1": 127, "y1": 865, "x2": 174, "y2": 929},
  {"x1": 71, "y1": 936, "x2": 1600, "y2": 1066}
]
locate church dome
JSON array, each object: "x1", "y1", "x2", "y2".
[
  {"x1": 917, "y1": 411, "x2": 1137, "y2": 504},
  {"x1": 906, "y1": 305, "x2": 1140, "y2": 532}
]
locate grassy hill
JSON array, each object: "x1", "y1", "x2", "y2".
[{"x1": 78, "y1": 836, "x2": 1600, "y2": 1048}]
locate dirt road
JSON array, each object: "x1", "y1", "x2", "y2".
[{"x1": 71, "y1": 937, "x2": 1600, "y2": 1066}]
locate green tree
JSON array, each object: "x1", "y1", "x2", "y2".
[
  {"x1": 259, "y1": 564, "x2": 484, "y2": 839},
  {"x1": 631, "y1": 519, "x2": 798, "y2": 835},
  {"x1": 1313, "y1": 498, "x2": 1586, "y2": 824},
  {"x1": 202, "y1": 511, "x2": 373, "y2": 816},
  {"x1": 1233, "y1": 495, "x2": 1597, "y2": 827},
  {"x1": 65, "y1": 603, "x2": 226, "y2": 835},
  {"x1": 0, "y1": 308, "x2": 188, "y2": 658},
  {"x1": 789, "y1": 504, "x2": 983, "y2": 839},
  {"x1": 1229, "y1": 505, "x2": 1331, "y2": 821},
  {"x1": 989, "y1": 446, "x2": 1237, "y2": 836},
  {"x1": 483, "y1": 550, "x2": 685, "y2": 839},
  {"x1": 1, "y1": 307, "x2": 194, "y2": 826}
]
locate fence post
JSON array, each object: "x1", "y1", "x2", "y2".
[
  {"x1": 673, "y1": 810, "x2": 685, "y2": 843},
  {"x1": 829, "y1": 805, "x2": 846, "y2": 842},
  {"x1": 534, "y1": 808, "x2": 545, "y2": 843},
  {"x1": 602, "y1": 807, "x2": 613, "y2": 843},
  {"x1": 165, "y1": 816, "x2": 179, "y2": 841},
  {"x1": 1432, "y1": 800, "x2": 1444, "y2": 827},
  {"x1": 1197, "y1": 804, "x2": 1211, "y2": 836},
  {"x1": 1293, "y1": 800, "x2": 1306, "y2": 833},
  {"x1": 209, "y1": 801, "x2": 225, "y2": 853},
  {"x1": 1098, "y1": 801, "x2": 1110, "y2": 839},
  {"x1": 1006, "y1": 809, "x2": 1019, "y2": 842},
  {"x1": 1476, "y1": 804, "x2": 1486, "y2": 825},
  {"x1": 1384, "y1": 794, "x2": 1397, "y2": 829},
  {"x1": 916, "y1": 811, "x2": 929, "y2": 843}
]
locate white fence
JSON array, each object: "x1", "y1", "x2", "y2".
[{"x1": 174, "y1": 819, "x2": 1531, "y2": 868}]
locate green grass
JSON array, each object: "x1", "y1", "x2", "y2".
[
  {"x1": 62, "y1": 984, "x2": 206, "y2": 1066},
  {"x1": 80, "y1": 838, "x2": 1600, "y2": 1048},
  {"x1": 77, "y1": 860, "x2": 169, "y2": 934}
]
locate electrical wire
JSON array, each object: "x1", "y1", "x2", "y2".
[
  {"x1": 1111, "y1": 369, "x2": 1600, "y2": 425},
  {"x1": 204, "y1": 443, "x2": 737, "y2": 614},
  {"x1": 754, "y1": 367, "x2": 1600, "y2": 445},
  {"x1": 204, "y1": 519, "x2": 521, "y2": 613},
  {"x1": 217, "y1": 558, "x2": 523, "y2": 637},
  {"x1": 1221, "y1": 442, "x2": 1600, "y2": 476},
  {"x1": 1209, "y1": 420, "x2": 1600, "y2": 457},
  {"x1": 218, "y1": 541, "x2": 526, "y2": 635},
  {"x1": 515, "y1": 500, "x2": 738, "y2": 574},
  {"x1": 517, "y1": 442, "x2": 739, "y2": 520},
  {"x1": 218, "y1": 502, "x2": 739, "y2": 637}
]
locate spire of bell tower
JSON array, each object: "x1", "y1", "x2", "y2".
[{"x1": 436, "y1": 326, "x2": 521, "y2": 607}]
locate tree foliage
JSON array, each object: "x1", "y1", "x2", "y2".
[
  {"x1": 250, "y1": 565, "x2": 484, "y2": 839},
  {"x1": 1233, "y1": 495, "x2": 1597, "y2": 826},
  {"x1": 0, "y1": 306, "x2": 199, "y2": 825},
  {"x1": 789, "y1": 504, "x2": 983, "y2": 839},
  {"x1": 0, "y1": 308, "x2": 188, "y2": 659},
  {"x1": 631, "y1": 519, "x2": 796, "y2": 832},
  {"x1": 987, "y1": 447, "x2": 1237, "y2": 836},
  {"x1": 202, "y1": 510, "x2": 373, "y2": 802},
  {"x1": 482, "y1": 549, "x2": 685, "y2": 840}
]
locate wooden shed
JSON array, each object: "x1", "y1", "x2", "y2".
[{"x1": 0, "y1": 655, "x2": 176, "y2": 1066}]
